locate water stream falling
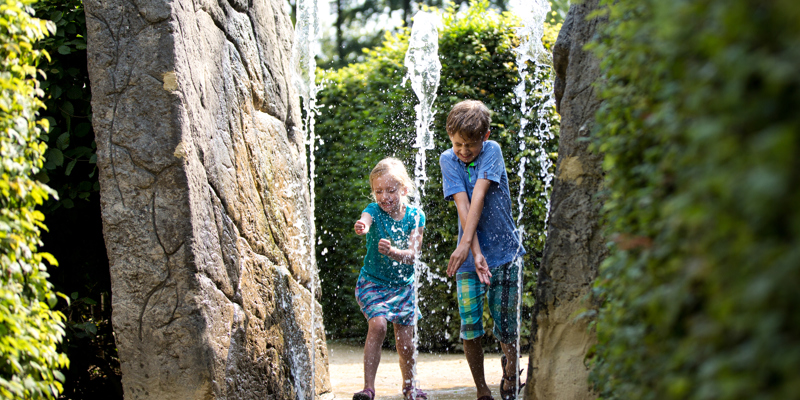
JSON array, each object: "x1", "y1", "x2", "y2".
[
  {"x1": 403, "y1": 10, "x2": 441, "y2": 396},
  {"x1": 510, "y1": 0, "x2": 554, "y2": 395},
  {"x1": 292, "y1": 0, "x2": 322, "y2": 396}
]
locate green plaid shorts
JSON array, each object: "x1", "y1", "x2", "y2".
[{"x1": 456, "y1": 261, "x2": 521, "y2": 343}]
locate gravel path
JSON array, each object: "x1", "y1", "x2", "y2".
[{"x1": 328, "y1": 342, "x2": 525, "y2": 400}]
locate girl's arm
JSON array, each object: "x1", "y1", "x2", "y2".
[
  {"x1": 377, "y1": 227, "x2": 424, "y2": 265},
  {"x1": 354, "y1": 212, "x2": 373, "y2": 235}
]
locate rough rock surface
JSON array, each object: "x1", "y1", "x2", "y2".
[
  {"x1": 84, "y1": 0, "x2": 330, "y2": 398},
  {"x1": 525, "y1": 1, "x2": 607, "y2": 399}
]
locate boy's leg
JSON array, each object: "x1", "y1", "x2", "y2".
[
  {"x1": 456, "y1": 271, "x2": 491, "y2": 398},
  {"x1": 500, "y1": 342, "x2": 519, "y2": 390},
  {"x1": 487, "y1": 261, "x2": 523, "y2": 396},
  {"x1": 393, "y1": 323, "x2": 416, "y2": 387},
  {"x1": 464, "y1": 337, "x2": 492, "y2": 398},
  {"x1": 364, "y1": 316, "x2": 388, "y2": 391}
]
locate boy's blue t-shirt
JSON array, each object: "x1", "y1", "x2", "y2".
[
  {"x1": 439, "y1": 140, "x2": 525, "y2": 272},
  {"x1": 360, "y1": 202, "x2": 426, "y2": 287}
]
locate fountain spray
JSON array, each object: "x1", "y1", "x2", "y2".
[
  {"x1": 510, "y1": 0, "x2": 555, "y2": 396},
  {"x1": 292, "y1": 0, "x2": 322, "y2": 396},
  {"x1": 403, "y1": 9, "x2": 441, "y2": 396}
]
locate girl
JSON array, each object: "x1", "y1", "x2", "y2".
[{"x1": 352, "y1": 157, "x2": 427, "y2": 400}]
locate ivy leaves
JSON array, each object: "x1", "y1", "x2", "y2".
[
  {"x1": 0, "y1": 0, "x2": 69, "y2": 397},
  {"x1": 34, "y1": 0, "x2": 95, "y2": 211}
]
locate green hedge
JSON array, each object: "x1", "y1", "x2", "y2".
[
  {"x1": 315, "y1": 0, "x2": 559, "y2": 350},
  {"x1": 0, "y1": 0, "x2": 68, "y2": 398},
  {"x1": 588, "y1": 0, "x2": 800, "y2": 398},
  {"x1": 34, "y1": 0, "x2": 96, "y2": 212}
]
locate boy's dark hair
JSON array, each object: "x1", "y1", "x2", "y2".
[{"x1": 446, "y1": 100, "x2": 491, "y2": 141}]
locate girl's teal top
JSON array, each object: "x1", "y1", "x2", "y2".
[{"x1": 359, "y1": 202, "x2": 426, "y2": 287}]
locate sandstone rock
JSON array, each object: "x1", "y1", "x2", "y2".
[
  {"x1": 525, "y1": 1, "x2": 607, "y2": 399},
  {"x1": 84, "y1": 0, "x2": 330, "y2": 398}
]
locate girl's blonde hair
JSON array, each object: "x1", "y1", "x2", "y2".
[{"x1": 369, "y1": 157, "x2": 415, "y2": 203}]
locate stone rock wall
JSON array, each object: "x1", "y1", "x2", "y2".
[
  {"x1": 84, "y1": 0, "x2": 330, "y2": 398},
  {"x1": 525, "y1": 1, "x2": 607, "y2": 399}
]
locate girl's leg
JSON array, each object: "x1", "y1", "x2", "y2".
[
  {"x1": 393, "y1": 323, "x2": 416, "y2": 387},
  {"x1": 363, "y1": 317, "x2": 388, "y2": 391}
]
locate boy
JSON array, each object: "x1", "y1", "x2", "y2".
[{"x1": 439, "y1": 100, "x2": 525, "y2": 400}]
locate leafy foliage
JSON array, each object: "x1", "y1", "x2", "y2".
[
  {"x1": 315, "y1": 0, "x2": 559, "y2": 350},
  {"x1": 316, "y1": 0, "x2": 561, "y2": 69},
  {"x1": 587, "y1": 0, "x2": 800, "y2": 398},
  {"x1": 0, "y1": 0, "x2": 69, "y2": 397},
  {"x1": 546, "y1": 0, "x2": 568, "y2": 25},
  {"x1": 34, "y1": 0, "x2": 96, "y2": 212}
]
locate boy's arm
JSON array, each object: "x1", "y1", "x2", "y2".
[
  {"x1": 450, "y1": 192, "x2": 482, "y2": 273},
  {"x1": 448, "y1": 179, "x2": 492, "y2": 284},
  {"x1": 378, "y1": 227, "x2": 425, "y2": 264},
  {"x1": 354, "y1": 212, "x2": 373, "y2": 235}
]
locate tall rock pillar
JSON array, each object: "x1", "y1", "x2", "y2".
[
  {"x1": 84, "y1": 0, "x2": 330, "y2": 398},
  {"x1": 525, "y1": 1, "x2": 607, "y2": 399}
]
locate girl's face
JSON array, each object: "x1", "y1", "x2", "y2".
[{"x1": 372, "y1": 173, "x2": 407, "y2": 217}]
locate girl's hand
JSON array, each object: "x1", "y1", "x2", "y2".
[
  {"x1": 378, "y1": 239, "x2": 394, "y2": 256},
  {"x1": 354, "y1": 219, "x2": 369, "y2": 235}
]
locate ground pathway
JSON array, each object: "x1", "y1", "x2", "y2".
[{"x1": 328, "y1": 342, "x2": 522, "y2": 399}]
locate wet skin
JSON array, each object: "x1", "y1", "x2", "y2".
[
  {"x1": 371, "y1": 174, "x2": 407, "y2": 220},
  {"x1": 353, "y1": 173, "x2": 424, "y2": 264},
  {"x1": 446, "y1": 130, "x2": 493, "y2": 284},
  {"x1": 448, "y1": 131, "x2": 490, "y2": 164},
  {"x1": 447, "y1": 130, "x2": 519, "y2": 398},
  {"x1": 351, "y1": 174, "x2": 425, "y2": 395}
]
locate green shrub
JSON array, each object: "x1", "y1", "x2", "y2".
[
  {"x1": 33, "y1": 0, "x2": 96, "y2": 212},
  {"x1": 588, "y1": 0, "x2": 800, "y2": 398},
  {"x1": 0, "y1": 0, "x2": 68, "y2": 398},
  {"x1": 315, "y1": 0, "x2": 559, "y2": 350}
]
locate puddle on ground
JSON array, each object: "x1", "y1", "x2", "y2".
[{"x1": 328, "y1": 342, "x2": 526, "y2": 399}]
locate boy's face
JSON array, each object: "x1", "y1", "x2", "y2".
[{"x1": 448, "y1": 131, "x2": 489, "y2": 164}]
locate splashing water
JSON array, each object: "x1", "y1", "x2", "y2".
[
  {"x1": 292, "y1": 0, "x2": 322, "y2": 396},
  {"x1": 403, "y1": 10, "x2": 441, "y2": 395},
  {"x1": 404, "y1": 11, "x2": 440, "y2": 153},
  {"x1": 511, "y1": 0, "x2": 555, "y2": 227},
  {"x1": 510, "y1": 0, "x2": 554, "y2": 396}
]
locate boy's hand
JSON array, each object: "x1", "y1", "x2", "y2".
[
  {"x1": 447, "y1": 244, "x2": 470, "y2": 276},
  {"x1": 474, "y1": 253, "x2": 492, "y2": 286},
  {"x1": 354, "y1": 219, "x2": 369, "y2": 235},
  {"x1": 377, "y1": 239, "x2": 394, "y2": 256}
]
